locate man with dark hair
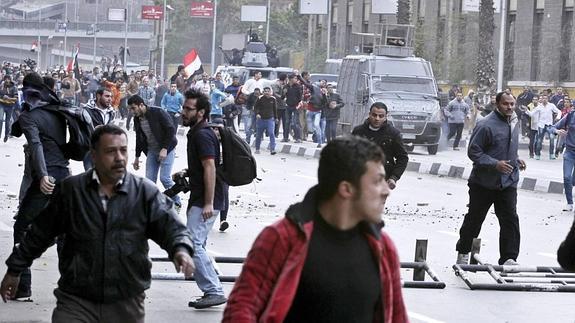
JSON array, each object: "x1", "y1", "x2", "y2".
[
  {"x1": 128, "y1": 94, "x2": 182, "y2": 209},
  {"x1": 456, "y1": 92, "x2": 526, "y2": 266},
  {"x1": 352, "y1": 102, "x2": 408, "y2": 190},
  {"x1": 83, "y1": 87, "x2": 115, "y2": 170},
  {"x1": 284, "y1": 73, "x2": 303, "y2": 143},
  {"x1": 271, "y1": 73, "x2": 287, "y2": 138},
  {"x1": 8, "y1": 72, "x2": 70, "y2": 299},
  {"x1": 179, "y1": 89, "x2": 227, "y2": 309},
  {"x1": 223, "y1": 136, "x2": 408, "y2": 322},
  {"x1": 170, "y1": 65, "x2": 186, "y2": 93},
  {"x1": 445, "y1": 92, "x2": 470, "y2": 150},
  {"x1": 322, "y1": 83, "x2": 344, "y2": 142},
  {"x1": 0, "y1": 124, "x2": 195, "y2": 322},
  {"x1": 254, "y1": 86, "x2": 278, "y2": 155},
  {"x1": 161, "y1": 83, "x2": 184, "y2": 129},
  {"x1": 0, "y1": 75, "x2": 18, "y2": 142}
]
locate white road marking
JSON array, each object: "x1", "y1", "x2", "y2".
[
  {"x1": 236, "y1": 192, "x2": 271, "y2": 198},
  {"x1": 408, "y1": 311, "x2": 445, "y2": 323},
  {"x1": 207, "y1": 249, "x2": 224, "y2": 256},
  {"x1": 293, "y1": 174, "x2": 316, "y2": 180},
  {"x1": 437, "y1": 230, "x2": 459, "y2": 237},
  {"x1": 537, "y1": 252, "x2": 556, "y2": 258},
  {"x1": 0, "y1": 221, "x2": 13, "y2": 232}
]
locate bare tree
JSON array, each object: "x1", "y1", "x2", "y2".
[
  {"x1": 476, "y1": 0, "x2": 496, "y2": 105},
  {"x1": 397, "y1": 0, "x2": 411, "y2": 25}
]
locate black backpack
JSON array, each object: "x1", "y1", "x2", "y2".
[
  {"x1": 214, "y1": 126, "x2": 257, "y2": 186},
  {"x1": 44, "y1": 105, "x2": 95, "y2": 161}
]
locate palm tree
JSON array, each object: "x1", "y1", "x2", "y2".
[
  {"x1": 397, "y1": 0, "x2": 411, "y2": 25},
  {"x1": 476, "y1": 0, "x2": 496, "y2": 105}
]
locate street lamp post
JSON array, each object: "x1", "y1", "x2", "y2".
[
  {"x1": 265, "y1": 0, "x2": 271, "y2": 43},
  {"x1": 92, "y1": 0, "x2": 98, "y2": 68},
  {"x1": 326, "y1": 0, "x2": 331, "y2": 60},
  {"x1": 160, "y1": 0, "x2": 167, "y2": 80},
  {"x1": 64, "y1": 3, "x2": 68, "y2": 68},
  {"x1": 496, "y1": 0, "x2": 507, "y2": 92},
  {"x1": 210, "y1": 0, "x2": 218, "y2": 75},
  {"x1": 37, "y1": 7, "x2": 41, "y2": 70},
  {"x1": 123, "y1": 1, "x2": 129, "y2": 70}
]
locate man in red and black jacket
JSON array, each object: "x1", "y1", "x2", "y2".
[{"x1": 223, "y1": 136, "x2": 408, "y2": 323}]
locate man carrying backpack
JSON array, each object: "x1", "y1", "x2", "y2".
[
  {"x1": 129, "y1": 95, "x2": 182, "y2": 210},
  {"x1": 9, "y1": 72, "x2": 70, "y2": 300},
  {"x1": 83, "y1": 87, "x2": 115, "y2": 170}
]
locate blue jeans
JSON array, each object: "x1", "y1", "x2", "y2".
[
  {"x1": 306, "y1": 110, "x2": 323, "y2": 144},
  {"x1": 255, "y1": 118, "x2": 276, "y2": 151},
  {"x1": 563, "y1": 150, "x2": 575, "y2": 205},
  {"x1": 186, "y1": 206, "x2": 224, "y2": 296},
  {"x1": 285, "y1": 106, "x2": 301, "y2": 140},
  {"x1": 320, "y1": 117, "x2": 326, "y2": 143},
  {"x1": 0, "y1": 104, "x2": 14, "y2": 139},
  {"x1": 145, "y1": 149, "x2": 181, "y2": 205},
  {"x1": 241, "y1": 110, "x2": 253, "y2": 144},
  {"x1": 536, "y1": 125, "x2": 555, "y2": 156}
]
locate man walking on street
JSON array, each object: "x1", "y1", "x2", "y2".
[
  {"x1": 254, "y1": 87, "x2": 278, "y2": 155},
  {"x1": 322, "y1": 84, "x2": 344, "y2": 142},
  {"x1": 9, "y1": 72, "x2": 70, "y2": 299},
  {"x1": 456, "y1": 92, "x2": 526, "y2": 266},
  {"x1": 445, "y1": 92, "x2": 470, "y2": 150},
  {"x1": 0, "y1": 125, "x2": 195, "y2": 323},
  {"x1": 284, "y1": 74, "x2": 303, "y2": 143},
  {"x1": 223, "y1": 136, "x2": 408, "y2": 322},
  {"x1": 83, "y1": 87, "x2": 116, "y2": 170},
  {"x1": 180, "y1": 89, "x2": 227, "y2": 309},
  {"x1": 129, "y1": 95, "x2": 182, "y2": 209},
  {"x1": 138, "y1": 77, "x2": 155, "y2": 106},
  {"x1": 161, "y1": 83, "x2": 184, "y2": 129},
  {"x1": 524, "y1": 94, "x2": 561, "y2": 160},
  {"x1": 552, "y1": 107, "x2": 575, "y2": 212},
  {"x1": 352, "y1": 102, "x2": 408, "y2": 190}
]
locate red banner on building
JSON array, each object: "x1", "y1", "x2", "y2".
[
  {"x1": 190, "y1": 2, "x2": 214, "y2": 18},
  {"x1": 141, "y1": 5, "x2": 163, "y2": 20}
]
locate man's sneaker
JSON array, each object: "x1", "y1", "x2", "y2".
[
  {"x1": 563, "y1": 204, "x2": 573, "y2": 212},
  {"x1": 14, "y1": 289, "x2": 31, "y2": 301},
  {"x1": 255, "y1": 150, "x2": 260, "y2": 154},
  {"x1": 453, "y1": 147, "x2": 460, "y2": 151},
  {"x1": 190, "y1": 294, "x2": 227, "y2": 309},
  {"x1": 316, "y1": 144, "x2": 322, "y2": 148},
  {"x1": 456, "y1": 253, "x2": 470, "y2": 265},
  {"x1": 281, "y1": 138, "x2": 290, "y2": 143},
  {"x1": 295, "y1": 139, "x2": 302, "y2": 143},
  {"x1": 535, "y1": 155, "x2": 541, "y2": 160},
  {"x1": 219, "y1": 220, "x2": 229, "y2": 232},
  {"x1": 503, "y1": 259, "x2": 519, "y2": 266},
  {"x1": 270, "y1": 151, "x2": 277, "y2": 155}
]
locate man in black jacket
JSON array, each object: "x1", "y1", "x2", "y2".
[
  {"x1": 455, "y1": 92, "x2": 526, "y2": 266},
  {"x1": 352, "y1": 102, "x2": 408, "y2": 190},
  {"x1": 83, "y1": 87, "x2": 115, "y2": 170},
  {"x1": 0, "y1": 125, "x2": 195, "y2": 322},
  {"x1": 9, "y1": 72, "x2": 70, "y2": 299},
  {"x1": 129, "y1": 95, "x2": 181, "y2": 209},
  {"x1": 322, "y1": 84, "x2": 344, "y2": 142},
  {"x1": 284, "y1": 74, "x2": 303, "y2": 143}
]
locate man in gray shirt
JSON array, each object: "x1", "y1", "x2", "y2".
[{"x1": 445, "y1": 92, "x2": 470, "y2": 150}]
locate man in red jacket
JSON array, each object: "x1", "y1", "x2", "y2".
[{"x1": 223, "y1": 136, "x2": 408, "y2": 323}]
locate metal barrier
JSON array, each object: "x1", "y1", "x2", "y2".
[
  {"x1": 151, "y1": 240, "x2": 445, "y2": 289},
  {"x1": 453, "y1": 238, "x2": 575, "y2": 292}
]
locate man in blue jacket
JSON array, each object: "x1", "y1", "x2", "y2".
[
  {"x1": 129, "y1": 95, "x2": 182, "y2": 209},
  {"x1": 161, "y1": 83, "x2": 184, "y2": 129},
  {"x1": 455, "y1": 92, "x2": 526, "y2": 266}
]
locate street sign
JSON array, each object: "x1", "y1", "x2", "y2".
[
  {"x1": 56, "y1": 22, "x2": 67, "y2": 33},
  {"x1": 240, "y1": 5, "x2": 267, "y2": 22},
  {"x1": 462, "y1": 0, "x2": 501, "y2": 13},
  {"x1": 108, "y1": 8, "x2": 127, "y2": 21},
  {"x1": 299, "y1": 0, "x2": 328, "y2": 15},
  {"x1": 372, "y1": 0, "x2": 398, "y2": 14},
  {"x1": 190, "y1": 2, "x2": 214, "y2": 18},
  {"x1": 142, "y1": 5, "x2": 163, "y2": 20}
]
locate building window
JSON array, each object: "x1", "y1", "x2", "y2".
[
  {"x1": 418, "y1": 0, "x2": 425, "y2": 18},
  {"x1": 567, "y1": 0, "x2": 574, "y2": 8},
  {"x1": 348, "y1": 2, "x2": 353, "y2": 24},
  {"x1": 439, "y1": 0, "x2": 447, "y2": 17},
  {"x1": 332, "y1": 4, "x2": 338, "y2": 24},
  {"x1": 536, "y1": 0, "x2": 545, "y2": 10},
  {"x1": 509, "y1": 0, "x2": 517, "y2": 11},
  {"x1": 364, "y1": 2, "x2": 370, "y2": 22}
]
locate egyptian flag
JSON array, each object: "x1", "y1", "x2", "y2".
[
  {"x1": 30, "y1": 41, "x2": 38, "y2": 52},
  {"x1": 67, "y1": 44, "x2": 81, "y2": 79},
  {"x1": 184, "y1": 49, "x2": 204, "y2": 77}
]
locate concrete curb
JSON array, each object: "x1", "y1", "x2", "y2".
[{"x1": 271, "y1": 141, "x2": 564, "y2": 196}]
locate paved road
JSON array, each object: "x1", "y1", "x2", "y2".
[{"x1": 0, "y1": 130, "x2": 574, "y2": 322}]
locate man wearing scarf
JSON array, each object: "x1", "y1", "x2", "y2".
[{"x1": 9, "y1": 72, "x2": 70, "y2": 300}]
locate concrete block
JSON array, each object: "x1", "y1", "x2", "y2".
[
  {"x1": 297, "y1": 147, "x2": 306, "y2": 157},
  {"x1": 281, "y1": 145, "x2": 291, "y2": 154},
  {"x1": 521, "y1": 177, "x2": 537, "y2": 191},
  {"x1": 406, "y1": 162, "x2": 421, "y2": 172},
  {"x1": 548, "y1": 181, "x2": 564, "y2": 194},
  {"x1": 429, "y1": 163, "x2": 441, "y2": 175},
  {"x1": 448, "y1": 166, "x2": 465, "y2": 179},
  {"x1": 314, "y1": 150, "x2": 321, "y2": 159}
]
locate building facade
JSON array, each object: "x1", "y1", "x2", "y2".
[{"x1": 310, "y1": 0, "x2": 575, "y2": 87}]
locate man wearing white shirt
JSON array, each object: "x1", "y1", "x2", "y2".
[
  {"x1": 194, "y1": 73, "x2": 211, "y2": 97},
  {"x1": 525, "y1": 95, "x2": 561, "y2": 160},
  {"x1": 241, "y1": 71, "x2": 266, "y2": 96}
]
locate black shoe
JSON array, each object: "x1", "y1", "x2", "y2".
[
  {"x1": 3, "y1": 136, "x2": 7, "y2": 143},
  {"x1": 281, "y1": 138, "x2": 290, "y2": 143},
  {"x1": 190, "y1": 294, "x2": 227, "y2": 309},
  {"x1": 219, "y1": 220, "x2": 229, "y2": 232},
  {"x1": 270, "y1": 151, "x2": 277, "y2": 155},
  {"x1": 14, "y1": 289, "x2": 31, "y2": 300}
]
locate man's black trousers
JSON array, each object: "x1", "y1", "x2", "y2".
[{"x1": 456, "y1": 183, "x2": 520, "y2": 265}]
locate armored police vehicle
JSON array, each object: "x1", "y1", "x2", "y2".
[{"x1": 337, "y1": 24, "x2": 442, "y2": 155}]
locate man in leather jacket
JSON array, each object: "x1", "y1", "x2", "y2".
[
  {"x1": 352, "y1": 102, "x2": 409, "y2": 190},
  {"x1": 0, "y1": 125, "x2": 195, "y2": 323}
]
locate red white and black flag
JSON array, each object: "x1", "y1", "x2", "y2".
[
  {"x1": 67, "y1": 43, "x2": 81, "y2": 80},
  {"x1": 183, "y1": 48, "x2": 204, "y2": 77}
]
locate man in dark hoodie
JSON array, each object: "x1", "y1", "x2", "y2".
[
  {"x1": 9, "y1": 72, "x2": 70, "y2": 299},
  {"x1": 352, "y1": 102, "x2": 408, "y2": 190},
  {"x1": 455, "y1": 91, "x2": 526, "y2": 266}
]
